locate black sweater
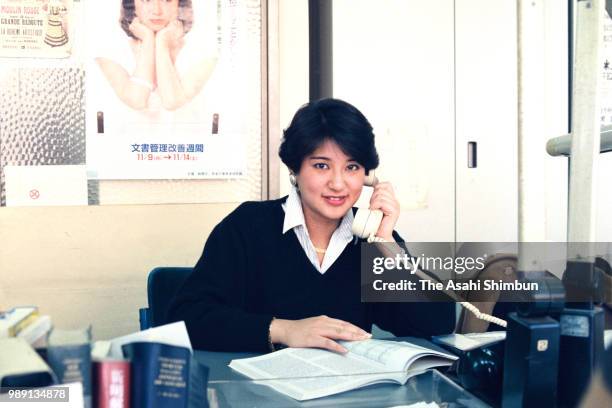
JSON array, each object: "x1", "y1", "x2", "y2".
[{"x1": 167, "y1": 197, "x2": 455, "y2": 352}]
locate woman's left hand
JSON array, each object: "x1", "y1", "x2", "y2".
[
  {"x1": 129, "y1": 17, "x2": 154, "y2": 42},
  {"x1": 369, "y1": 182, "x2": 400, "y2": 241},
  {"x1": 157, "y1": 20, "x2": 184, "y2": 47}
]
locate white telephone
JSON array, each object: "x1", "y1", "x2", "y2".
[{"x1": 351, "y1": 172, "x2": 384, "y2": 241}]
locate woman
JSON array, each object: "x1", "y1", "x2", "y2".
[
  {"x1": 96, "y1": 0, "x2": 217, "y2": 111},
  {"x1": 168, "y1": 99, "x2": 454, "y2": 352}
]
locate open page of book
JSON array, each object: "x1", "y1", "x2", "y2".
[
  {"x1": 341, "y1": 340, "x2": 457, "y2": 375},
  {"x1": 229, "y1": 346, "x2": 404, "y2": 400},
  {"x1": 229, "y1": 339, "x2": 456, "y2": 401}
]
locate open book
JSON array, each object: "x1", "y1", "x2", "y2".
[{"x1": 229, "y1": 339, "x2": 458, "y2": 401}]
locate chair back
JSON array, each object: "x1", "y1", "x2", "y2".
[{"x1": 146, "y1": 267, "x2": 193, "y2": 328}]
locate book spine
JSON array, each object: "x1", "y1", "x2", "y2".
[
  {"x1": 122, "y1": 342, "x2": 190, "y2": 408},
  {"x1": 17, "y1": 315, "x2": 52, "y2": 346},
  {"x1": 93, "y1": 361, "x2": 130, "y2": 408},
  {"x1": 1, "y1": 311, "x2": 40, "y2": 337},
  {"x1": 10, "y1": 313, "x2": 39, "y2": 337},
  {"x1": 46, "y1": 343, "x2": 92, "y2": 408}
]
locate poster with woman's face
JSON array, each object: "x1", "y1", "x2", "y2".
[{"x1": 86, "y1": 0, "x2": 258, "y2": 180}]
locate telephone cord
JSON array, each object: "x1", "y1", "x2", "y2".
[
  {"x1": 368, "y1": 234, "x2": 508, "y2": 328},
  {"x1": 459, "y1": 302, "x2": 507, "y2": 328}
]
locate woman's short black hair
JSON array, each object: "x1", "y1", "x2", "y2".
[
  {"x1": 279, "y1": 98, "x2": 379, "y2": 174},
  {"x1": 120, "y1": 0, "x2": 194, "y2": 39}
]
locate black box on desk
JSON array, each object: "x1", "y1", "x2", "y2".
[{"x1": 502, "y1": 313, "x2": 560, "y2": 408}]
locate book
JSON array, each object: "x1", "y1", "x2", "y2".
[
  {"x1": 17, "y1": 315, "x2": 53, "y2": 348},
  {"x1": 0, "y1": 306, "x2": 39, "y2": 338},
  {"x1": 122, "y1": 341, "x2": 191, "y2": 408},
  {"x1": 0, "y1": 337, "x2": 55, "y2": 388},
  {"x1": 93, "y1": 360, "x2": 130, "y2": 408},
  {"x1": 46, "y1": 327, "x2": 93, "y2": 408},
  {"x1": 229, "y1": 339, "x2": 458, "y2": 401}
]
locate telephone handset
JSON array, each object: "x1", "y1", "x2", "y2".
[{"x1": 351, "y1": 172, "x2": 384, "y2": 241}]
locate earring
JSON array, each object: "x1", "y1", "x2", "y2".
[{"x1": 289, "y1": 173, "x2": 297, "y2": 187}]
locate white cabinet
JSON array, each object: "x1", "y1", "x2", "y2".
[
  {"x1": 455, "y1": 0, "x2": 519, "y2": 242},
  {"x1": 282, "y1": 0, "x2": 569, "y2": 243},
  {"x1": 333, "y1": 0, "x2": 456, "y2": 242},
  {"x1": 454, "y1": 0, "x2": 568, "y2": 243}
]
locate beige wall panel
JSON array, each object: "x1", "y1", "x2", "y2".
[
  {"x1": 0, "y1": 203, "x2": 237, "y2": 340},
  {"x1": 277, "y1": 0, "x2": 309, "y2": 197}
]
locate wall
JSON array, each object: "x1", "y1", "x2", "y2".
[
  {"x1": 278, "y1": 0, "x2": 309, "y2": 197},
  {"x1": 0, "y1": 203, "x2": 237, "y2": 340}
]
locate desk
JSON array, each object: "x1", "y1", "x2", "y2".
[{"x1": 189, "y1": 337, "x2": 491, "y2": 408}]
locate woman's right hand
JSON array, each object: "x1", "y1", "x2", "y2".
[
  {"x1": 129, "y1": 17, "x2": 154, "y2": 42},
  {"x1": 270, "y1": 315, "x2": 372, "y2": 353},
  {"x1": 156, "y1": 20, "x2": 184, "y2": 47}
]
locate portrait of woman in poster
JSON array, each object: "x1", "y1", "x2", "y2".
[{"x1": 95, "y1": 0, "x2": 218, "y2": 113}]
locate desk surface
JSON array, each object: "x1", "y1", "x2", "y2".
[{"x1": 189, "y1": 337, "x2": 492, "y2": 408}]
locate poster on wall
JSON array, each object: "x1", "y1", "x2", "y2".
[
  {"x1": 602, "y1": 12, "x2": 612, "y2": 126},
  {"x1": 85, "y1": 0, "x2": 255, "y2": 180},
  {"x1": 0, "y1": 0, "x2": 75, "y2": 58}
]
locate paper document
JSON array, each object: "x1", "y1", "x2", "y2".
[
  {"x1": 108, "y1": 321, "x2": 192, "y2": 359},
  {"x1": 433, "y1": 331, "x2": 506, "y2": 352},
  {"x1": 4, "y1": 165, "x2": 88, "y2": 206},
  {"x1": 91, "y1": 340, "x2": 112, "y2": 360},
  {"x1": 388, "y1": 403, "x2": 440, "y2": 408}
]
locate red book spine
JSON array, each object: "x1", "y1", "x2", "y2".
[{"x1": 93, "y1": 360, "x2": 130, "y2": 408}]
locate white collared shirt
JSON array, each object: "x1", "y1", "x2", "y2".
[{"x1": 282, "y1": 186, "x2": 354, "y2": 274}]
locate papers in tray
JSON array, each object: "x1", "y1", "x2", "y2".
[{"x1": 432, "y1": 331, "x2": 506, "y2": 352}]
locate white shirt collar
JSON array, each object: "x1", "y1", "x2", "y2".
[
  {"x1": 281, "y1": 186, "x2": 354, "y2": 241},
  {"x1": 282, "y1": 186, "x2": 306, "y2": 234}
]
